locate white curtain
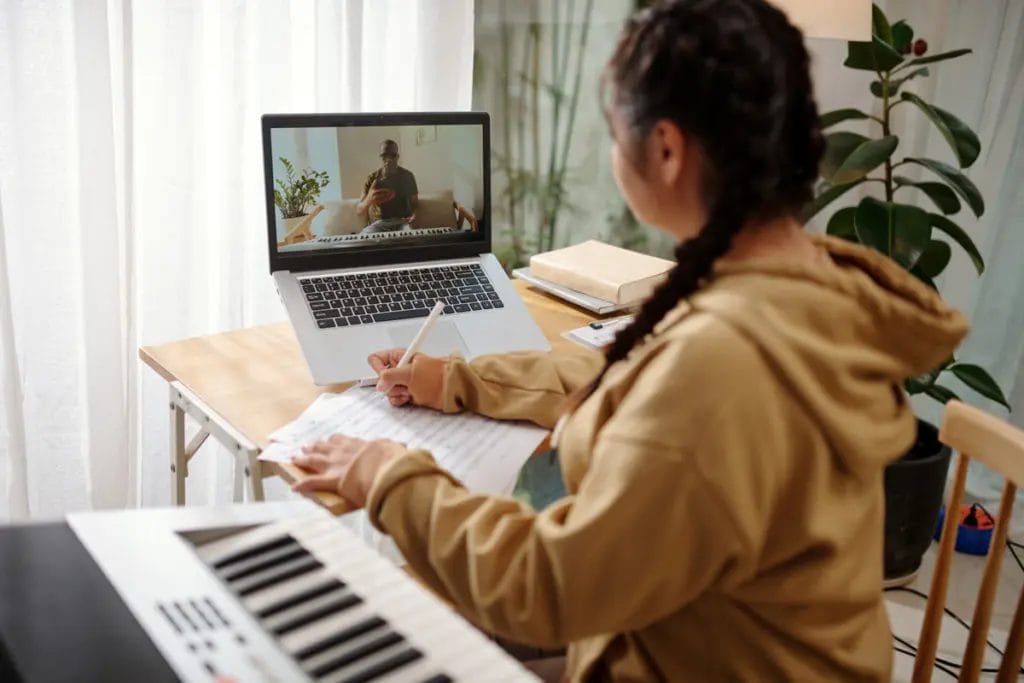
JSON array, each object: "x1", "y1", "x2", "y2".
[
  {"x1": 806, "y1": 0, "x2": 1024, "y2": 519},
  {"x1": 0, "y1": 0, "x2": 474, "y2": 520}
]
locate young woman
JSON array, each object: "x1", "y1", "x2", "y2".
[{"x1": 293, "y1": 0, "x2": 967, "y2": 679}]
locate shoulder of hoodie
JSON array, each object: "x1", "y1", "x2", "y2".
[{"x1": 600, "y1": 303, "x2": 799, "y2": 448}]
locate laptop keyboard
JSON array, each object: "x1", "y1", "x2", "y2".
[{"x1": 299, "y1": 263, "x2": 505, "y2": 329}]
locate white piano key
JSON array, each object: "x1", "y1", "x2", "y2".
[
  {"x1": 299, "y1": 622, "x2": 399, "y2": 675},
  {"x1": 316, "y1": 640, "x2": 422, "y2": 683},
  {"x1": 242, "y1": 567, "x2": 340, "y2": 617}
]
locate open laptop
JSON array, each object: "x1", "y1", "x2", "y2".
[{"x1": 262, "y1": 112, "x2": 549, "y2": 385}]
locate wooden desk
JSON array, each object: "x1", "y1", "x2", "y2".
[{"x1": 139, "y1": 280, "x2": 599, "y2": 513}]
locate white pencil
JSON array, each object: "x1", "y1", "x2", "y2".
[{"x1": 395, "y1": 300, "x2": 446, "y2": 368}]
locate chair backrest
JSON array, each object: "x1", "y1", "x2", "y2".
[{"x1": 913, "y1": 400, "x2": 1024, "y2": 683}]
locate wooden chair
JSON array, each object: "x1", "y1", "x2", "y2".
[{"x1": 913, "y1": 400, "x2": 1024, "y2": 682}]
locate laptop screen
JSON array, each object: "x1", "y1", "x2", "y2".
[{"x1": 264, "y1": 115, "x2": 489, "y2": 272}]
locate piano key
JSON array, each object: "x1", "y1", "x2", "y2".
[
  {"x1": 244, "y1": 567, "x2": 340, "y2": 616},
  {"x1": 206, "y1": 533, "x2": 295, "y2": 570},
  {"x1": 255, "y1": 577, "x2": 344, "y2": 620},
  {"x1": 267, "y1": 588, "x2": 362, "y2": 636},
  {"x1": 318, "y1": 643, "x2": 422, "y2": 683},
  {"x1": 306, "y1": 627, "x2": 403, "y2": 677},
  {"x1": 294, "y1": 616, "x2": 388, "y2": 662},
  {"x1": 279, "y1": 601, "x2": 383, "y2": 656},
  {"x1": 232, "y1": 554, "x2": 322, "y2": 597}
]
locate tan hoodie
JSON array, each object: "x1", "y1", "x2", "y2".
[{"x1": 366, "y1": 236, "x2": 968, "y2": 681}]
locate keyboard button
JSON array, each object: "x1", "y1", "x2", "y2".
[
  {"x1": 469, "y1": 302, "x2": 482, "y2": 311},
  {"x1": 492, "y1": 300, "x2": 505, "y2": 308},
  {"x1": 359, "y1": 314, "x2": 373, "y2": 324},
  {"x1": 354, "y1": 297, "x2": 367, "y2": 306},
  {"x1": 301, "y1": 284, "x2": 315, "y2": 293},
  {"x1": 400, "y1": 302, "x2": 413, "y2": 310},
  {"x1": 307, "y1": 293, "x2": 324, "y2": 301},
  {"x1": 459, "y1": 285, "x2": 483, "y2": 294},
  {"x1": 347, "y1": 316, "x2": 361, "y2": 325},
  {"x1": 443, "y1": 305, "x2": 455, "y2": 315},
  {"x1": 335, "y1": 318, "x2": 349, "y2": 327},
  {"x1": 372, "y1": 309, "x2": 430, "y2": 323},
  {"x1": 309, "y1": 302, "x2": 330, "y2": 311},
  {"x1": 481, "y1": 301, "x2": 494, "y2": 309},
  {"x1": 366, "y1": 296, "x2": 380, "y2": 305},
  {"x1": 487, "y1": 292, "x2": 500, "y2": 300},
  {"x1": 352, "y1": 306, "x2": 366, "y2": 315},
  {"x1": 454, "y1": 304, "x2": 471, "y2": 313},
  {"x1": 314, "y1": 311, "x2": 333, "y2": 320},
  {"x1": 457, "y1": 294, "x2": 476, "y2": 304}
]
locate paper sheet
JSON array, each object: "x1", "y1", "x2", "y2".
[
  {"x1": 260, "y1": 387, "x2": 549, "y2": 564},
  {"x1": 563, "y1": 315, "x2": 634, "y2": 350}
]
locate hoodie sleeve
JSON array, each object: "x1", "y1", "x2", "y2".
[
  {"x1": 365, "y1": 354, "x2": 769, "y2": 647},
  {"x1": 440, "y1": 349, "x2": 604, "y2": 429}
]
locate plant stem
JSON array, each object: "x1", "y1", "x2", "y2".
[{"x1": 880, "y1": 68, "x2": 894, "y2": 254}]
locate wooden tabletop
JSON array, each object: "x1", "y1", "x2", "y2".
[{"x1": 139, "y1": 280, "x2": 601, "y2": 511}]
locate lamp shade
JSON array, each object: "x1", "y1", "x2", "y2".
[{"x1": 765, "y1": 0, "x2": 871, "y2": 41}]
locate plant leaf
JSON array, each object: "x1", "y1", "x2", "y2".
[
  {"x1": 802, "y1": 179, "x2": 865, "y2": 222},
  {"x1": 915, "y1": 239, "x2": 952, "y2": 278},
  {"x1": 928, "y1": 214, "x2": 984, "y2": 274},
  {"x1": 854, "y1": 197, "x2": 892, "y2": 255},
  {"x1": 891, "y1": 20, "x2": 913, "y2": 53},
  {"x1": 900, "y1": 48, "x2": 972, "y2": 68},
  {"x1": 948, "y1": 363, "x2": 1011, "y2": 409},
  {"x1": 894, "y1": 175, "x2": 961, "y2": 214},
  {"x1": 826, "y1": 207, "x2": 858, "y2": 239},
  {"x1": 906, "y1": 157, "x2": 985, "y2": 217},
  {"x1": 820, "y1": 108, "x2": 872, "y2": 129},
  {"x1": 822, "y1": 132, "x2": 869, "y2": 180},
  {"x1": 845, "y1": 37, "x2": 904, "y2": 72},
  {"x1": 830, "y1": 135, "x2": 898, "y2": 185},
  {"x1": 901, "y1": 93, "x2": 981, "y2": 167},
  {"x1": 854, "y1": 197, "x2": 931, "y2": 268},
  {"x1": 924, "y1": 384, "x2": 961, "y2": 404},
  {"x1": 872, "y1": 5, "x2": 893, "y2": 46}
]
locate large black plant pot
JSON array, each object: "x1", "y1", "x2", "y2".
[{"x1": 884, "y1": 418, "x2": 952, "y2": 583}]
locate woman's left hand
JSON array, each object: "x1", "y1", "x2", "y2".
[{"x1": 291, "y1": 434, "x2": 408, "y2": 507}]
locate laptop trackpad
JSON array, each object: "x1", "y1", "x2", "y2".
[{"x1": 387, "y1": 320, "x2": 469, "y2": 358}]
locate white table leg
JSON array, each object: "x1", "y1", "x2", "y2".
[
  {"x1": 169, "y1": 387, "x2": 186, "y2": 505},
  {"x1": 246, "y1": 450, "x2": 265, "y2": 502}
]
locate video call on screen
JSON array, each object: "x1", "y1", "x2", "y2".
[{"x1": 271, "y1": 124, "x2": 485, "y2": 255}]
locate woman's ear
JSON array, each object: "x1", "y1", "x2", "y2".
[{"x1": 647, "y1": 119, "x2": 686, "y2": 187}]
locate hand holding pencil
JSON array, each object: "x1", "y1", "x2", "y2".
[{"x1": 367, "y1": 301, "x2": 449, "y2": 409}]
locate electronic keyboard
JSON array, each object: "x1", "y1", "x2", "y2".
[
  {"x1": 0, "y1": 501, "x2": 536, "y2": 682},
  {"x1": 278, "y1": 227, "x2": 459, "y2": 252}
]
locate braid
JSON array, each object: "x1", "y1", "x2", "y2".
[{"x1": 575, "y1": 0, "x2": 823, "y2": 402}]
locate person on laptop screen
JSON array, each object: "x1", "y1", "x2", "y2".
[{"x1": 357, "y1": 139, "x2": 418, "y2": 234}]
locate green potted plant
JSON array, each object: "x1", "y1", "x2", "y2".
[
  {"x1": 803, "y1": 4, "x2": 1010, "y2": 583},
  {"x1": 274, "y1": 156, "x2": 330, "y2": 242}
]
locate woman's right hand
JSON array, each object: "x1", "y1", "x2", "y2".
[{"x1": 368, "y1": 348, "x2": 448, "y2": 410}]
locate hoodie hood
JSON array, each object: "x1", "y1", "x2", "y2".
[{"x1": 687, "y1": 235, "x2": 968, "y2": 472}]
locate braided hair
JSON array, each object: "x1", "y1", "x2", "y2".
[{"x1": 579, "y1": 0, "x2": 823, "y2": 402}]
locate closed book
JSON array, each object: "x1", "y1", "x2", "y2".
[{"x1": 529, "y1": 240, "x2": 674, "y2": 305}]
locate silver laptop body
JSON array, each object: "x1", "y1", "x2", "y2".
[{"x1": 262, "y1": 112, "x2": 549, "y2": 385}]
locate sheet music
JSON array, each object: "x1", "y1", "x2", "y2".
[
  {"x1": 261, "y1": 388, "x2": 548, "y2": 566},
  {"x1": 263, "y1": 388, "x2": 547, "y2": 494}
]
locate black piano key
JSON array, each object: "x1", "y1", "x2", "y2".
[
  {"x1": 257, "y1": 578, "x2": 345, "y2": 620},
  {"x1": 234, "y1": 555, "x2": 322, "y2": 597},
  {"x1": 294, "y1": 616, "x2": 387, "y2": 661},
  {"x1": 211, "y1": 534, "x2": 294, "y2": 570},
  {"x1": 310, "y1": 632, "x2": 405, "y2": 678},
  {"x1": 341, "y1": 647, "x2": 424, "y2": 683},
  {"x1": 219, "y1": 541, "x2": 306, "y2": 582},
  {"x1": 271, "y1": 592, "x2": 362, "y2": 636}
]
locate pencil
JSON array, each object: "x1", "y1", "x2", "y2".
[{"x1": 395, "y1": 300, "x2": 446, "y2": 369}]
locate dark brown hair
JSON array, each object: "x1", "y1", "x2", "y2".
[{"x1": 575, "y1": 0, "x2": 823, "y2": 406}]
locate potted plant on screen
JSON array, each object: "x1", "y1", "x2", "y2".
[
  {"x1": 803, "y1": 4, "x2": 1010, "y2": 583},
  {"x1": 274, "y1": 157, "x2": 330, "y2": 246}
]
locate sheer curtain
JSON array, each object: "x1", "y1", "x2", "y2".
[
  {"x1": 0, "y1": 0, "x2": 474, "y2": 520},
  {"x1": 807, "y1": 0, "x2": 1024, "y2": 520}
]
